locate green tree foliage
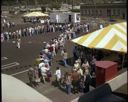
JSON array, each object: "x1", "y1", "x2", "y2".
[
  {"x1": 2, "y1": 0, "x2": 83, "y2": 6},
  {"x1": 71, "y1": 9, "x2": 80, "y2": 12},
  {"x1": 49, "y1": 2, "x2": 61, "y2": 10}
]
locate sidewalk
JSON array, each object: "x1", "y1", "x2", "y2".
[{"x1": 114, "y1": 84, "x2": 128, "y2": 95}]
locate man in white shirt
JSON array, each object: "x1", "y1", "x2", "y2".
[
  {"x1": 17, "y1": 38, "x2": 21, "y2": 48},
  {"x1": 39, "y1": 60, "x2": 49, "y2": 83},
  {"x1": 54, "y1": 67, "x2": 61, "y2": 86},
  {"x1": 100, "y1": 24, "x2": 103, "y2": 29},
  {"x1": 38, "y1": 60, "x2": 45, "y2": 69}
]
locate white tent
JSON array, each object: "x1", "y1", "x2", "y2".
[{"x1": 23, "y1": 11, "x2": 48, "y2": 18}]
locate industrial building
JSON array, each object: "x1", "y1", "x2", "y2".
[{"x1": 80, "y1": 0, "x2": 127, "y2": 20}]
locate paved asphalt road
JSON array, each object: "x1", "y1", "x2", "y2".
[{"x1": 1, "y1": 32, "x2": 86, "y2": 102}]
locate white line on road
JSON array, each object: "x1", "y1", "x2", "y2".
[
  {"x1": 2, "y1": 62, "x2": 20, "y2": 69},
  {"x1": 11, "y1": 69, "x2": 29, "y2": 76},
  {"x1": 1, "y1": 57, "x2": 8, "y2": 60}
]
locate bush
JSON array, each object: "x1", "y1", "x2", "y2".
[
  {"x1": 70, "y1": 9, "x2": 80, "y2": 12},
  {"x1": 49, "y1": 2, "x2": 61, "y2": 10}
]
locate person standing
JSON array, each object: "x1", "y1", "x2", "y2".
[
  {"x1": 54, "y1": 67, "x2": 62, "y2": 87},
  {"x1": 17, "y1": 38, "x2": 21, "y2": 48},
  {"x1": 28, "y1": 67, "x2": 35, "y2": 87},
  {"x1": 1, "y1": 33, "x2": 4, "y2": 42},
  {"x1": 73, "y1": 60, "x2": 80, "y2": 70},
  {"x1": 61, "y1": 49, "x2": 68, "y2": 67},
  {"x1": 40, "y1": 63, "x2": 49, "y2": 83},
  {"x1": 90, "y1": 56, "x2": 96, "y2": 75},
  {"x1": 65, "y1": 72, "x2": 72, "y2": 95},
  {"x1": 82, "y1": 59, "x2": 90, "y2": 74},
  {"x1": 71, "y1": 69, "x2": 80, "y2": 94},
  {"x1": 34, "y1": 66, "x2": 40, "y2": 86},
  {"x1": 79, "y1": 77, "x2": 85, "y2": 93},
  {"x1": 83, "y1": 71, "x2": 91, "y2": 93}
]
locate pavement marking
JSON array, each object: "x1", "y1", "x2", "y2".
[
  {"x1": 2, "y1": 62, "x2": 20, "y2": 70},
  {"x1": 1, "y1": 57, "x2": 8, "y2": 60},
  {"x1": 11, "y1": 69, "x2": 29, "y2": 76}
]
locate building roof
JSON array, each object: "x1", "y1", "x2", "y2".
[{"x1": 2, "y1": 74, "x2": 53, "y2": 102}]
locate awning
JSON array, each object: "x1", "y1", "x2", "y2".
[{"x1": 72, "y1": 22, "x2": 127, "y2": 53}]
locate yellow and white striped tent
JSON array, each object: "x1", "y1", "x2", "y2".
[{"x1": 72, "y1": 22, "x2": 127, "y2": 53}]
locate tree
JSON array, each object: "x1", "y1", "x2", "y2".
[{"x1": 49, "y1": 2, "x2": 61, "y2": 10}]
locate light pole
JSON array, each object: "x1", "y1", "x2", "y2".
[{"x1": 72, "y1": 0, "x2": 74, "y2": 9}]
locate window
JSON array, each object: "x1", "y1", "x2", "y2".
[
  {"x1": 115, "y1": 9, "x2": 119, "y2": 16},
  {"x1": 99, "y1": 10, "x2": 102, "y2": 15},
  {"x1": 87, "y1": 9, "x2": 89, "y2": 15},
  {"x1": 113, "y1": 9, "x2": 115, "y2": 15},
  {"x1": 92, "y1": 9, "x2": 94, "y2": 16},
  {"x1": 95, "y1": 9, "x2": 97, "y2": 16},
  {"x1": 84, "y1": 10, "x2": 87, "y2": 15},
  {"x1": 118, "y1": 9, "x2": 120, "y2": 15},
  {"x1": 97, "y1": 9, "x2": 100, "y2": 15},
  {"x1": 88, "y1": 9, "x2": 90, "y2": 15},
  {"x1": 90, "y1": 9, "x2": 92, "y2": 15},
  {"x1": 82, "y1": 10, "x2": 84, "y2": 15}
]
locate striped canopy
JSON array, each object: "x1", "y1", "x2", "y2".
[
  {"x1": 23, "y1": 11, "x2": 48, "y2": 17},
  {"x1": 72, "y1": 22, "x2": 127, "y2": 53}
]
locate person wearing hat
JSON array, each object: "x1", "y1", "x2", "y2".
[{"x1": 27, "y1": 67, "x2": 35, "y2": 87}]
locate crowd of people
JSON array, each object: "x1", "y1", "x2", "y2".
[
  {"x1": 2, "y1": 17, "x2": 15, "y2": 30},
  {"x1": 58, "y1": 45, "x2": 98, "y2": 94},
  {"x1": 1, "y1": 18, "x2": 106, "y2": 94},
  {"x1": 1, "y1": 22, "x2": 92, "y2": 42},
  {"x1": 27, "y1": 32, "x2": 67, "y2": 87},
  {"x1": 26, "y1": 29, "x2": 98, "y2": 95}
]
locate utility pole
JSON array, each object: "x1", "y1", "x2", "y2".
[{"x1": 72, "y1": 0, "x2": 74, "y2": 9}]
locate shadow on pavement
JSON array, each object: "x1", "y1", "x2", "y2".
[
  {"x1": 57, "y1": 57, "x2": 74, "y2": 67},
  {"x1": 51, "y1": 80, "x2": 67, "y2": 94}
]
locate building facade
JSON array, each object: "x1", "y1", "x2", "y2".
[{"x1": 80, "y1": 2, "x2": 127, "y2": 20}]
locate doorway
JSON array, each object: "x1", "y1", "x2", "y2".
[{"x1": 69, "y1": 15, "x2": 72, "y2": 23}]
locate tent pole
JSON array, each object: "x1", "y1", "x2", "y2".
[{"x1": 121, "y1": 54, "x2": 125, "y2": 69}]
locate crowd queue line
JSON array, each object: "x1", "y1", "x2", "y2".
[
  {"x1": 2, "y1": 18, "x2": 106, "y2": 94},
  {"x1": 27, "y1": 30, "x2": 99, "y2": 95}
]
